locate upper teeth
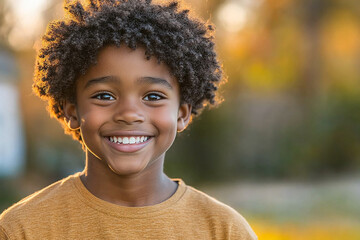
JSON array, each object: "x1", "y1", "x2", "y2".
[{"x1": 109, "y1": 136, "x2": 148, "y2": 144}]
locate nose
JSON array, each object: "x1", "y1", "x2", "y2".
[{"x1": 113, "y1": 98, "x2": 145, "y2": 124}]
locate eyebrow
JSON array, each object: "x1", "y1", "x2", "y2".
[
  {"x1": 84, "y1": 76, "x2": 173, "y2": 90},
  {"x1": 136, "y1": 77, "x2": 173, "y2": 90},
  {"x1": 84, "y1": 76, "x2": 118, "y2": 89}
]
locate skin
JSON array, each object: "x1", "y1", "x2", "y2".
[{"x1": 64, "y1": 45, "x2": 191, "y2": 207}]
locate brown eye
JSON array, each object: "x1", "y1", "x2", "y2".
[
  {"x1": 92, "y1": 93, "x2": 115, "y2": 101},
  {"x1": 143, "y1": 93, "x2": 163, "y2": 101}
]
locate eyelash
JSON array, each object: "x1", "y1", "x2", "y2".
[
  {"x1": 91, "y1": 92, "x2": 166, "y2": 102},
  {"x1": 91, "y1": 92, "x2": 115, "y2": 101},
  {"x1": 143, "y1": 92, "x2": 165, "y2": 101}
]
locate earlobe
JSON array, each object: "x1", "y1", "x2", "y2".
[
  {"x1": 177, "y1": 103, "x2": 192, "y2": 132},
  {"x1": 63, "y1": 101, "x2": 80, "y2": 130}
]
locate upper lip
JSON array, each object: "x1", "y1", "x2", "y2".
[{"x1": 102, "y1": 130, "x2": 154, "y2": 137}]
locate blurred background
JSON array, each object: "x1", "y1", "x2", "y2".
[{"x1": 0, "y1": 0, "x2": 360, "y2": 239}]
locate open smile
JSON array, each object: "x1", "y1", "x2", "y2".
[
  {"x1": 105, "y1": 135, "x2": 153, "y2": 153},
  {"x1": 108, "y1": 136, "x2": 150, "y2": 145}
]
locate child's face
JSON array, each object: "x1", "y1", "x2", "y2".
[{"x1": 65, "y1": 45, "x2": 191, "y2": 176}]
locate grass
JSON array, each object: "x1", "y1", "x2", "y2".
[{"x1": 201, "y1": 176, "x2": 360, "y2": 240}]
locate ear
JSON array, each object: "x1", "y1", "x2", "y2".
[
  {"x1": 63, "y1": 101, "x2": 80, "y2": 130},
  {"x1": 177, "y1": 103, "x2": 192, "y2": 132}
]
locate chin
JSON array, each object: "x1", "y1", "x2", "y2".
[{"x1": 107, "y1": 161, "x2": 148, "y2": 177}]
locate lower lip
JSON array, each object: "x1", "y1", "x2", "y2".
[{"x1": 105, "y1": 137, "x2": 152, "y2": 153}]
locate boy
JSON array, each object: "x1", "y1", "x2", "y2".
[{"x1": 0, "y1": 0, "x2": 257, "y2": 239}]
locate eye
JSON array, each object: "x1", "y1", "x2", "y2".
[
  {"x1": 143, "y1": 93, "x2": 165, "y2": 101},
  {"x1": 92, "y1": 92, "x2": 115, "y2": 101}
]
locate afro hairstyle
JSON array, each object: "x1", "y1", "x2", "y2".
[{"x1": 33, "y1": 0, "x2": 224, "y2": 144}]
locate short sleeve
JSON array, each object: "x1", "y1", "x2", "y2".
[
  {"x1": 229, "y1": 213, "x2": 258, "y2": 240},
  {"x1": 230, "y1": 223, "x2": 257, "y2": 240}
]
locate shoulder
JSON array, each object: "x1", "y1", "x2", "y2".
[
  {"x1": 0, "y1": 173, "x2": 79, "y2": 226},
  {"x1": 183, "y1": 184, "x2": 244, "y2": 220},
  {"x1": 182, "y1": 184, "x2": 257, "y2": 239}
]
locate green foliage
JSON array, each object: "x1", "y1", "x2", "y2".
[
  {"x1": 3, "y1": 0, "x2": 360, "y2": 185},
  {"x1": 166, "y1": 89, "x2": 360, "y2": 183},
  {"x1": 0, "y1": 181, "x2": 20, "y2": 212},
  {"x1": 280, "y1": 90, "x2": 360, "y2": 178}
]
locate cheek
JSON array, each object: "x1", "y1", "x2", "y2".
[
  {"x1": 152, "y1": 105, "x2": 178, "y2": 124},
  {"x1": 78, "y1": 109, "x2": 107, "y2": 137},
  {"x1": 151, "y1": 107, "x2": 179, "y2": 142}
]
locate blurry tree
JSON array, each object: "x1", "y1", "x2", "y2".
[
  {"x1": 0, "y1": 0, "x2": 20, "y2": 211},
  {"x1": 168, "y1": 0, "x2": 360, "y2": 182},
  {"x1": 1, "y1": 0, "x2": 360, "y2": 188},
  {"x1": 0, "y1": 0, "x2": 12, "y2": 45}
]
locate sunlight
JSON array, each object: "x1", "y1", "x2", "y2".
[
  {"x1": 7, "y1": 0, "x2": 49, "y2": 50},
  {"x1": 217, "y1": 0, "x2": 262, "y2": 33},
  {"x1": 217, "y1": 1, "x2": 248, "y2": 33}
]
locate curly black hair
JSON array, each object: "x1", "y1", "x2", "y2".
[{"x1": 33, "y1": 0, "x2": 224, "y2": 144}]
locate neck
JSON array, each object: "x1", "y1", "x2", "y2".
[{"x1": 80, "y1": 153, "x2": 177, "y2": 207}]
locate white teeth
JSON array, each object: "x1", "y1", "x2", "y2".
[{"x1": 109, "y1": 136, "x2": 149, "y2": 144}]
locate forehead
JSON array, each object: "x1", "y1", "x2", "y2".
[{"x1": 78, "y1": 45, "x2": 177, "y2": 87}]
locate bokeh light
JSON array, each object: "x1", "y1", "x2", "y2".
[
  {"x1": 217, "y1": 0, "x2": 262, "y2": 33},
  {"x1": 7, "y1": 0, "x2": 49, "y2": 50},
  {"x1": 1, "y1": 0, "x2": 360, "y2": 239}
]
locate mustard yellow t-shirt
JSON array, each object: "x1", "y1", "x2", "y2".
[{"x1": 0, "y1": 173, "x2": 257, "y2": 239}]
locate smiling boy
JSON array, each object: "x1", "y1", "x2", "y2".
[
  {"x1": 0, "y1": 0, "x2": 257, "y2": 239},
  {"x1": 71, "y1": 45, "x2": 188, "y2": 206}
]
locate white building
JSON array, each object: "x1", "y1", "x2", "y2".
[{"x1": 0, "y1": 47, "x2": 25, "y2": 177}]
